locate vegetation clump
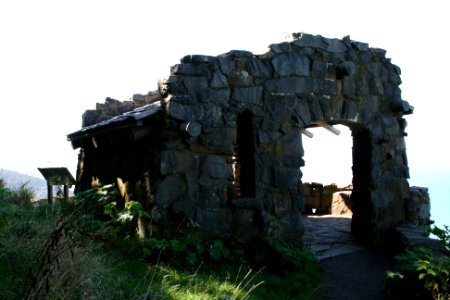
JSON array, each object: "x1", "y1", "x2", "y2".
[
  {"x1": 0, "y1": 179, "x2": 323, "y2": 299},
  {"x1": 384, "y1": 225, "x2": 450, "y2": 300}
]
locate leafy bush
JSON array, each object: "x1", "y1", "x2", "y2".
[{"x1": 384, "y1": 225, "x2": 450, "y2": 300}]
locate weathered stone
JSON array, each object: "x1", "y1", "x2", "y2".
[
  {"x1": 342, "y1": 77, "x2": 356, "y2": 96},
  {"x1": 271, "y1": 54, "x2": 310, "y2": 77},
  {"x1": 265, "y1": 77, "x2": 310, "y2": 94},
  {"x1": 171, "y1": 63, "x2": 209, "y2": 76},
  {"x1": 200, "y1": 155, "x2": 232, "y2": 181},
  {"x1": 183, "y1": 76, "x2": 209, "y2": 94},
  {"x1": 270, "y1": 103, "x2": 293, "y2": 124},
  {"x1": 335, "y1": 61, "x2": 356, "y2": 78},
  {"x1": 232, "y1": 86, "x2": 263, "y2": 105},
  {"x1": 308, "y1": 97, "x2": 324, "y2": 120},
  {"x1": 291, "y1": 33, "x2": 324, "y2": 49},
  {"x1": 294, "y1": 99, "x2": 312, "y2": 125},
  {"x1": 210, "y1": 72, "x2": 229, "y2": 88},
  {"x1": 170, "y1": 102, "x2": 223, "y2": 125},
  {"x1": 273, "y1": 167, "x2": 301, "y2": 190},
  {"x1": 312, "y1": 60, "x2": 328, "y2": 77},
  {"x1": 199, "y1": 88, "x2": 230, "y2": 104},
  {"x1": 155, "y1": 175, "x2": 186, "y2": 207},
  {"x1": 160, "y1": 150, "x2": 193, "y2": 175},
  {"x1": 198, "y1": 127, "x2": 236, "y2": 155},
  {"x1": 231, "y1": 198, "x2": 261, "y2": 208},
  {"x1": 331, "y1": 191, "x2": 353, "y2": 215},
  {"x1": 196, "y1": 208, "x2": 232, "y2": 238},
  {"x1": 319, "y1": 97, "x2": 332, "y2": 119},
  {"x1": 272, "y1": 193, "x2": 291, "y2": 217},
  {"x1": 229, "y1": 70, "x2": 253, "y2": 87},
  {"x1": 325, "y1": 38, "x2": 348, "y2": 53},
  {"x1": 217, "y1": 56, "x2": 234, "y2": 75},
  {"x1": 181, "y1": 54, "x2": 216, "y2": 64},
  {"x1": 269, "y1": 41, "x2": 292, "y2": 54},
  {"x1": 370, "y1": 79, "x2": 384, "y2": 95},
  {"x1": 232, "y1": 209, "x2": 262, "y2": 240},
  {"x1": 245, "y1": 57, "x2": 273, "y2": 77},
  {"x1": 279, "y1": 131, "x2": 303, "y2": 155}
]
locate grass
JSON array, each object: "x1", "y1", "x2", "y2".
[{"x1": 0, "y1": 180, "x2": 323, "y2": 299}]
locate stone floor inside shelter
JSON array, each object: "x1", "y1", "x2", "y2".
[{"x1": 303, "y1": 215, "x2": 368, "y2": 261}]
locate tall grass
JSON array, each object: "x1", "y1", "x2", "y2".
[{"x1": 0, "y1": 180, "x2": 322, "y2": 299}]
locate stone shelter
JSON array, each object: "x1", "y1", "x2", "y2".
[{"x1": 67, "y1": 33, "x2": 429, "y2": 243}]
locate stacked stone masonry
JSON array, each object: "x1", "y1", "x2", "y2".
[{"x1": 69, "y1": 33, "x2": 430, "y2": 243}]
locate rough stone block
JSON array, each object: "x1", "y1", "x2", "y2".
[
  {"x1": 198, "y1": 127, "x2": 236, "y2": 155},
  {"x1": 319, "y1": 96, "x2": 332, "y2": 119},
  {"x1": 370, "y1": 79, "x2": 384, "y2": 95},
  {"x1": 265, "y1": 77, "x2": 310, "y2": 94},
  {"x1": 210, "y1": 72, "x2": 229, "y2": 88},
  {"x1": 232, "y1": 86, "x2": 263, "y2": 105},
  {"x1": 160, "y1": 150, "x2": 193, "y2": 175},
  {"x1": 199, "y1": 88, "x2": 230, "y2": 104},
  {"x1": 183, "y1": 76, "x2": 210, "y2": 94},
  {"x1": 312, "y1": 60, "x2": 328, "y2": 77},
  {"x1": 196, "y1": 208, "x2": 232, "y2": 238},
  {"x1": 342, "y1": 77, "x2": 356, "y2": 96},
  {"x1": 325, "y1": 38, "x2": 348, "y2": 53},
  {"x1": 167, "y1": 75, "x2": 188, "y2": 94},
  {"x1": 308, "y1": 97, "x2": 324, "y2": 121},
  {"x1": 232, "y1": 208, "x2": 262, "y2": 240},
  {"x1": 406, "y1": 186, "x2": 431, "y2": 226},
  {"x1": 201, "y1": 155, "x2": 232, "y2": 180},
  {"x1": 294, "y1": 99, "x2": 312, "y2": 125},
  {"x1": 291, "y1": 33, "x2": 324, "y2": 49},
  {"x1": 155, "y1": 175, "x2": 186, "y2": 207},
  {"x1": 245, "y1": 57, "x2": 273, "y2": 78},
  {"x1": 279, "y1": 131, "x2": 303, "y2": 155},
  {"x1": 269, "y1": 41, "x2": 292, "y2": 53},
  {"x1": 270, "y1": 103, "x2": 293, "y2": 124},
  {"x1": 171, "y1": 63, "x2": 209, "y2": 76},
  {"x1": 273, "y1": 167, "x2": 301, "y2": 190},
  {"x1": 181, "y1": 54, "x2": 216, "y2": 64},
  {"x1": 271, "y1": 54, "x2": 310, "y2": 77},
  {"x1": 272, "y1": 193, "x2": 291, "y2": 217}
]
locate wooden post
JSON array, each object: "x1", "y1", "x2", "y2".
[
  {"x1": 64, "y1": 184, "x2": 70, "y2": 202},
  {"x1": 47, "y1": 184, "x2": 53, "y2": 205}
]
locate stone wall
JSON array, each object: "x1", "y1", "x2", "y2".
[{"x1": 73, "y1": 33, "x2": 423, "y2": 243}]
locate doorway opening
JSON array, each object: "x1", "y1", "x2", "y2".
[
  {"x1": 233, "y1": 110, "x2": 256, "y2": 198},
  {"x1": 301, "y1": 124, "x2": 353, "y2": 216},
  {"x1": 301, "y1": 123, "x2": 373, "y2": 243}
]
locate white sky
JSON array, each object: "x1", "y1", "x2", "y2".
[{"x1": 1, "y1": 0, "x2": 449, "y2": 188}]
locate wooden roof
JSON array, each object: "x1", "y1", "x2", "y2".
[
  {"x1": 38, "y1": 167, "x2": 76, "y2": 185},
  {"x1": 67, "y1": 101, "x2": 163, "y2": 149}
]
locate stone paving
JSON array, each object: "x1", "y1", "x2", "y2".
[{"x1": 303, "y1": 214, "x2": 368, "y2": 261}]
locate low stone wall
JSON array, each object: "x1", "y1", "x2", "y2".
[
  {"x1": 82, "y1": 91, "x2": 161, "y2": 127},
  {"x1": 303, "y1": 183, "x2": 353, "y2": 215}
]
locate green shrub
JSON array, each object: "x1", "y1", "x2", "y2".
[{"x1": 384, "y1": 225, "x2": 450, "y2": 300}]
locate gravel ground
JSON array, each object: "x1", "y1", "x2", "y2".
[{"x1": 316, "y1": 248, "x2": 395, "y2": 300}]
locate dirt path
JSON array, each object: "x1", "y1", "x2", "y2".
[
  {"x1": 316, "y1": 248, "x2": 395, "y2": 300},
  {"x1": 303, "y1": 215, "x2": 396, "y2": 299}
]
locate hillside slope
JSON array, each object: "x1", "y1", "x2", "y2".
[{"x1": 0, "y1": 168, "x2": 47, "y2": 198}]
